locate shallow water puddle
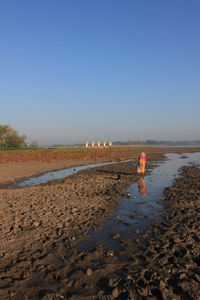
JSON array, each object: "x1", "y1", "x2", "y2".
[
  {"x1": 78, "y1": 152, "x2": 200, "y2": 252},
  {"x1": 10, "y1": 160, "x2": 132, "y2": 188}
]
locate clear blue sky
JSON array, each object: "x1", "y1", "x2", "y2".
[{"x1": 1, "y1": 0, "x2": 200, "y2": 145}]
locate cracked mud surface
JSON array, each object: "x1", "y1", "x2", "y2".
[{"x1": 0, "y1": 151, "x2": 200, "y2": 299}]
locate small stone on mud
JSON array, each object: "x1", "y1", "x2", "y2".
[
  {"x1": 97, "y1": 290, "x2": 104, "y2": 297},
  {"x1": 67, "y1": 280, "x2": 74, "y2": 288},
  {"x1": 112, "y1": 287, "x2": 120, "y2": 298},
  {"x1": 108, "y1": 278, "x2": 115, "y2": 287},
  {"x1": 138, "y1": 287, "x2": 149, "y2": 297},
  {"x1": 108, "y1": 250, "x2": 115, "y2": 256},
  {"x1": 159, "y1": 280, "x2": 166, "y2": 289},
  {"x1": 180, "y1": 273, "x2": 187, "y2": 280},
  {"x1": 33, "y1": 222, "x2": 40, "y2": 228},
  {"x1": 112, "y1": 233, "x2": 120, "y2": 239},
  {"x1": 87, "y1": 268, "x2": 93, "y2": 276}
]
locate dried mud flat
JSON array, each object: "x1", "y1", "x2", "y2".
[{"x1": 0, "y1": 152, "x2": 200, "y2": 299}]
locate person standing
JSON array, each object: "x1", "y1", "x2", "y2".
[{"x1": 137, "y1": 152, "x2": 146, "y2": 175}]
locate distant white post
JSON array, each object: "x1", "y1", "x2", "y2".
[{"x1": 85, "y1": 141, "x2": 88, "y2": 148}]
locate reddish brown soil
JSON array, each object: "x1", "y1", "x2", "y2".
[
  {"x1": 0, "y1": 146, "x2": 199, "y2": 164},
  {"x1": 0, "y1": 147, "x2": 145, "y2": 164}
]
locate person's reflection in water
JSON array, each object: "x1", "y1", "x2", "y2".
[{"x1": 137, "y1": 177, "x2": 147, "y2": 197}]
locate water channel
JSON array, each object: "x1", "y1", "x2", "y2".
[
  {"x1": 10, "y1": 160, "x2": 132, "y2": 188},
  {"x1": 9, "y1": 152, "x2": 200, "y2": 252},
  {"x1": 78, "y1": 152, "x2": 200, "y2": 251}
]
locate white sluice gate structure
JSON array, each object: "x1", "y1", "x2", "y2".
[{"x1": 85, "y1": 141, "x2": 112, "y2": 148}]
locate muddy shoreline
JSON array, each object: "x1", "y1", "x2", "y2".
[
  {"x1": 0, "y1": 147, "x2": 199, "y2": 187},
  {"x1": 0, "y1": 156, "x2": 158, "y2": 300},
  {"x1": 0, "y1": 159, "x2": 98, "y2": 188},
  {"x1": 0, "y1": 150, "x2": 200, "y2": 299}
]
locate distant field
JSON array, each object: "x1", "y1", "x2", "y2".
[
  {"x1": 0, "y1": 147, "x2": 138, "y2": 163},
  {"x1": 0, "y1": 146, "x2": 200, "y2": 163}
]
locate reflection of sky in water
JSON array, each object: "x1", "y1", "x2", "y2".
[
  {"x1": 78, "y1": 152, "x2": 200, "y2": 252},
  {"x1": 10, "y1": 160, "x2": 132, "y2": 188}
]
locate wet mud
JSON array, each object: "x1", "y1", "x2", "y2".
[
  {"x1": 0, "y1": 160, "x2": 146, "y2": 300},
  {"x1": 0, "y1": 153, "x2": 200, "y2": 299}
]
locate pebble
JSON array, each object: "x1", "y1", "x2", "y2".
[
  {"x1": 33, "y1": 222, "x2": 40, "y2": 228},
  {"x1": 108, "y1": 250, "x2": 115, "y2": 256},
  {"x1": 112, "y1": 233, "x2": 120, "y2": 239},
  {"x1": 108, "y1": 278, "x2": 114, "y2": 287},
  {"x1": 138, "y1": 287, "x2": 149, "y2": 297},
  {"x1": 180, "y1": 273, "x2": 187, "y2": 279},
  {"x1": 112, "y1": 287, "x2": 120, "y2": 298},
  {"x1": 67, "y1": 280, "x2": 74, "y2": 288},
  {"x1": 87, "y1": 268, "x2": 93, "y2": 276},
  {"x1": 159, "y1": 280, "x2": 166, "y2": 289}
]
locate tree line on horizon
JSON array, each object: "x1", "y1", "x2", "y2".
[
  {"x1": 54, "y1": 139, "x2": 200, "y2": 147},
  {"x1": 112, "y1": 139, "x2": 200, "y2": 146},
  {"x1": 1, "y1": 123, "x2": 199, "y2": 149}
]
